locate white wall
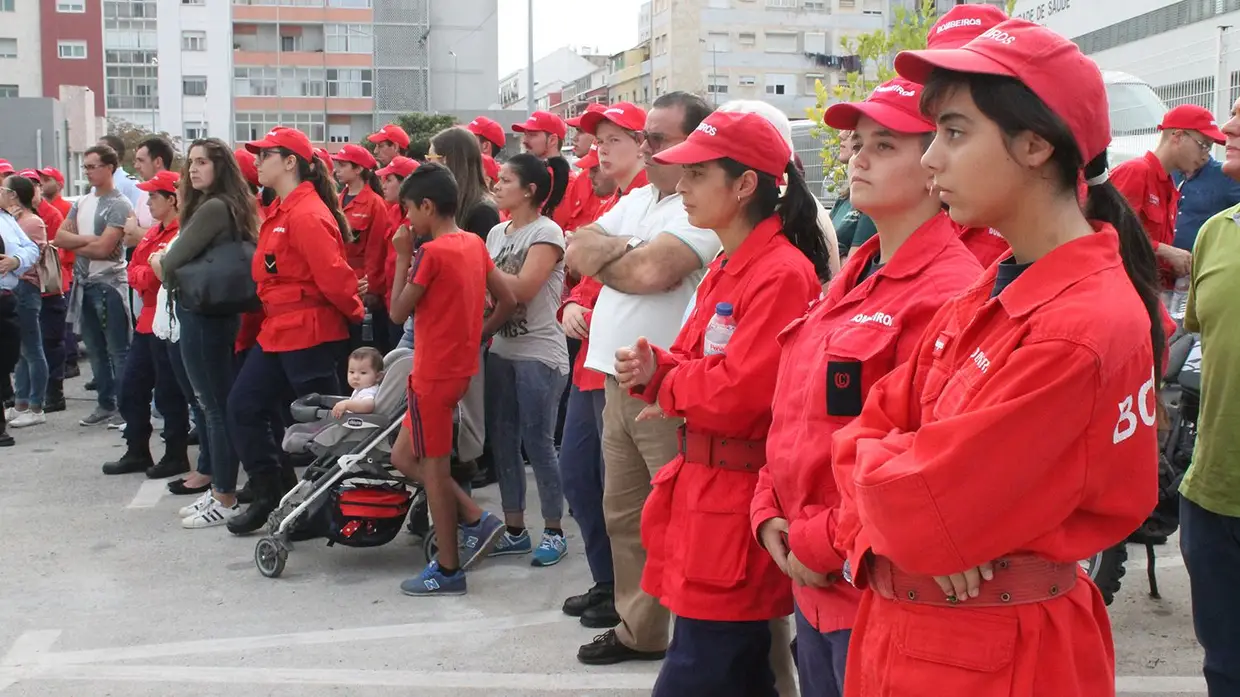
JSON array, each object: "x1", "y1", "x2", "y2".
[
  {"x1": 429, "y1": 0, "x2": 499, "y2": 112},
  {"x1": 0, "y1": 3, "x2": 43, "y2": 98}
]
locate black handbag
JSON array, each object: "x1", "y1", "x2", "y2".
[{"x1": 175, "y1": 232, "x2": 261, "y2": 315}]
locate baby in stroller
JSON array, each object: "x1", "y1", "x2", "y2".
[{"x1": 331, "y1": 347, "x2": 385, "y2": 419}]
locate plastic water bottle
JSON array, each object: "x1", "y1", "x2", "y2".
[
  {"x1": 1170, "y1": 276, "x2": 1190, "y2": 321},
  {"x1": 703, "y1": 302, "x2": 737, "y2": 356}
]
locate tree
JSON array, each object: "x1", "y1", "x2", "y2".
[
  {"x1": 364, "y1": 113, "x2": 458, "y2": 161},
  {"x1": 807, "y1": 0, "x2": 1018, "y2": 193},
  {"x1": 105, "y1": 118, "x2": 184, "y2": 174}
]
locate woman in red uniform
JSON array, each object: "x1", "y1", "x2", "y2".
[
  {"x1": 377, "y1": 155, "x2": 418, "y2": 344},
  {"x1": 227, "y1": 126, "x2": 365, "y2": 534},
  {"x1": 750, "y1": 77, "x2": 982, "y2": 696},
  {"x1": 824, "y1": 21, "x2": 1165, "y2": 696},
  {"x1": 333, "y1": 143, "x2": 393, "y2": 353},
  {"x1": 612, "y1": 111, "x2": 833, "y2": 697}
]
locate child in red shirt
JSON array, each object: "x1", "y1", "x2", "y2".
[{"x1": 389, "y1": 162, "x2": 517, "y2": 596}]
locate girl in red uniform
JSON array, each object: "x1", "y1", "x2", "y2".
[
  {"x1": 826, "y1": 20, "x2": 1165, "y2": 697},
  {"x1": 377, "y1": 155, "x2": 418, "y2": 345},
  {"x1": 227, "y1": 126, "x2": 365, "y2": 534},
  {"x1": 613, "y1": 111, "x2": 832, "y2": 697},
  {"x1": 751, "y1": 78, "x2": 982, "y2": 697},
  {"x1": 334, "y1": 143, "x2": 393, "y2": 353}
]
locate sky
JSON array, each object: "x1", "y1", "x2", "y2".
[{"x1": 496, "y1": 0, "x2": 648, "y2": 76}]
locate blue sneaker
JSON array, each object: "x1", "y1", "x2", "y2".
[
  {"x1": 532, "y1": 531, "x2": 567, "y2": 567},
  {"x1": 400, "y1": 561, "x2": 467, "y2": 597},
  {"x1": 458, "y1": 511, "x2": 506, "y2": 570},
  {"x1": 489, "y1": 529, "x2": 532, "y2": 557}
]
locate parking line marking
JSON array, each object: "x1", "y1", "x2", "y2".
[{"x1": 125, "y1": 480, "x2": 167, "y2": 509}]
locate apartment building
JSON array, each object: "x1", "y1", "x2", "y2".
[
  {"x1": 499, "y1": 46, "x2": 609, "y2": 111},
  {"x1": 0, "y1": 0, "x2": 44, "y2": 100},
  {"x1": 607, "y1": 42, "x2": 652, "y2": 107},
  {"x1": 647, "y1": 0, "x2": 887, "y2": 116}
]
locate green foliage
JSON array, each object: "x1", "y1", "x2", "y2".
[{"x1": 363, "y1": 113, "x2": 458, "y2": 161}]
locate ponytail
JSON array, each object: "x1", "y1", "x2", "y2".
[
  {"x1": 296, "y1": 151, "x2": 350, "y2": 242},
  {"x1": 1083, "y1": 153, "x2": 1166, "y2": 376},
  {"x1": 719, "y1": 159, "x2": 833, "y2": 283},
  {"x1": 505, "y1": 153, "x2": 571, "y2": 218},
  {"x1": 362, "y1": 168, "x2": 384, "y2": 198}
]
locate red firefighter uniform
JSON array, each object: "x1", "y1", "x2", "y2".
[
  {"x1": 340, "y1": 183, "x2": 392, "y2": 295},
  {"x1": 830, "y1": 226, "x2": 1159, "y2": 697},
  {"x1": 383, "y1": 201, "x2": 407, "y2": 311},
  {"x1": 253, "y1": 181, "x2": 365, "y2": 352},
  {"x1": 127, "y1": 218, "x2": 180, "y2": 335},
  {"x1": 751, "y1": 211, "x2": 981, "y2": 634},
  {"x1": 235, "y1": 192, "x2": 271, "y2": 355},
  {"x1": 554, "y1": 168, "x2": 606, "y2": 235},
  {"x1": 633, "y1": 215, "x2": 820, "y2": 622},
  {"x1": 956, "y1": 223, "x2": 1010, "y2": 269},
  {"x1": 1111, "y1": 151, "x2": 1180, "y2": 285}
]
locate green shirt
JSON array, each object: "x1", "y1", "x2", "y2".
[
  {"x1": 830, "y1": 196, "x2": 877, "y2": 258},
  {"x1": 1180, "y1": 203, "x2": 1240, "y2": 516}
]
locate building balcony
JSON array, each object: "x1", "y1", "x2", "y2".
[
  {"x1": 233, "y1": 50, "x2": 373, "y2": 67},
  {"x1": 231, "y1": 5, "x2": 371, "y2": 23},
  {"x1": 234, "y1": 96, "x2": 373, "y2": 112}
]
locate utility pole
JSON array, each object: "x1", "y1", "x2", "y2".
[
  {"x1": 527, "y1": 0, "x2": 536, "y2": 117},
  {"x1": 1216, "y1": 25, "x2": 1233, "y2": 160}
]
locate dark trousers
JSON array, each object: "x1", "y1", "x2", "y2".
[
  {"x1": 39, "y1": 293, "x2": 67, "y2": 382},
  {"x1": 556, "y1": 338, "x2": 581, "y2": 446},
  {"x1": 166, "y1": 339, "x2": 208, "y2": 476},
  {"x1": 559, "y1": 385, "x2": 611, "y2": 584},
  {"x1": 178, "y1": 308, "x2": 240, "y2": 492},
  {"x1": 0, "y1": 292, "x2": 20, "y2": 432},
  {"x1": 63, "y1": 306, "x2": 78, "y2": 365},
  {"x1": 229, "y1": 341, "x2": 343, "y2": 477},
  {"x1": 652, "y1": 618, "x2": 777, "y2": 697},
  {"x1": 119, "y1": 332, "x2": 190, "y2": 446},
  {"x1": 792, "y1": 607, "x2": 850, "y2": 697},
  {"x1": 1181, "y1": 496, "x2": 1240, "y2": 696}
]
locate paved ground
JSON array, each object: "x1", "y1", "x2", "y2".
[{"x1": 0, "y1": 374, "x2": 1211, "y2": 696}]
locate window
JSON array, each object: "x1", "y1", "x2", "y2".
[
  {"x1": 234, "y1": 67, "x2": 278, "y2": 96},
  {"x1": 181, "y1": 31, "x2": 206, "y2": 51},
  {"x1": 281, "y1": 35, "x2": 300, "y2": 52},
  {"x1": 325, "y1": 23, "x2": 373, "y2": 53},
  {"x1": 327, "y1": 68, "x2": 373, "y2": 97},
  {"x1": 739, "y1": 75, "x2": 756, "y2": 86},
  {"x1": 0, "y1": 0, "x2": 13, "y2": 11},
  {"x1": 765, "y1": 32, "x2": 797, "y2": 53},
  {"x1": 184, "y1": 122, "x2": 208, "y2": 141},
  {"x1": 803, "y1": 0, "x2": 825, "y2": 8},
  {"x1": 804, "y1": 31, "x2": 827, "y2": 54},
  {"x1": 58, "y1": 41, "x2": 88, "y2": 59},
  {"x1": 0, "y1": 85, "x2": 16, "y2": 97},
  {"x1": 839, "y1": 0, "x2": 855, "y2": 6},
  {"x1": 706, "y1": 32, "x2": 729, "y2": 52},
  {"x1": 0, "y1": 38, "x2": 16, "y2": 58},
  {"x1": 181, "y1": 0, "x2": 205, "y2": 4},
  {"x1": 57, "y1": 1, "x2": 86, "y2": 11},
  {"x1": 106, "y1": 51, "x2": 159, "y2": 110},
  {"x1": 766, "y1": 0, "x2": 797, "y2": 6},
  {"x1": 183, "y1": 76, "x2": 208, "y2": 96},
  {"x1": 806, "y1": 73, "x2": 824, "y2": 93},
  {"x1": 328, "y1": 124, "x2": 351, "y2": 143},
  {"x1": 327, "y1": 0, "x2": 371, "y2": 6},
  {"x1": 234, "y1": 112, "x2": 326, "y2": 143},
  {"x1": 765, "y1": 73, "x2": 795, "y2": 96},
  {"x1": 281, "y1": 67, "x2": 325, "y2": 96},
  {"x1": 707, "y1": 74, "x2": 728, "y2": 94},
  {"x1": 739, "y1": 32, "x2": 756, "y2": 46}
]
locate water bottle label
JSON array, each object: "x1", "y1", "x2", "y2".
[{"x1": 703, "y1": 340, "x2": 727, "y2": 356}]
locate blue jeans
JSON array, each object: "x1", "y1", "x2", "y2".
[
  {"x1": 559, "y1": 385, "x2": 611, "y2": 583},
  {"x1": 653, "y1": 618, "x2": 776, "y2": 697},
  {"x1": 177, "y1": 306, "x2": 240, "y2": 493},
  {"x1": 78, "y1": 283, "x2": 131, "y2": 410},
  {"x1": 397, "y1": 317, "x2": 413, "y2": 349},
  {"x1": 486, "y1": 354, "x2": 566, "y2": 521},
  {"x1": 166, "y1": 338, "x2": 208, "y2": 476},
  {"x1": 1181, "y1": 496, "x2": 1240, "y2": 695},
  {"x1": 13, "y1": 281, "x2": 47, "y2": 409},
  {"x1": 792, "y1": 606, "x2": 850, "y2": 697}
]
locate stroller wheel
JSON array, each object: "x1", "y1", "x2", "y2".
[
  {"x1": 423, "y1": 526, "x2": 438, "y2": 563},
  {"x1": 255, "y1": 537, "x2": 288, "y2": 578}
]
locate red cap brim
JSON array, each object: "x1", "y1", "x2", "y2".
[
  {"x1": 368, "y1": 132, "x2": 392, "y2": 143},
  {"x1": 244, "y1": 139, "x2": 275, "y2": 155},
  {"x1": 823, "y1": 101, "x2": 935, "y2": 134},
  {"x1": 1202, "y1": 125, "x2": 1227, "y2": 144},
  {"x1": 511, "y1": 123, "x2": 534, "y2": 133},
  {"x1": 651, "y1": 139, "x2": 730, "y2": 167},
  {"x1": 576, "y1": 153, "x2": 600, "y2": 169},
  {"x1": 566, "y1": 116, "x2": 584, "y2": 128},
  {"x1": 895, "y1": 47, "x2": 1017, "y2": 87}
]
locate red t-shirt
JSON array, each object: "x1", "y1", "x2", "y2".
[{"x1": 407, "y1": 231, "x2": 494, "y2": 390}]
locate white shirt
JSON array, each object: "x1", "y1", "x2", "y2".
[{"x1": 583, "y1": 184, "x2": 721, "y2": 375}]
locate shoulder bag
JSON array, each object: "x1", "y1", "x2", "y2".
[{"x1": 175, "y1": 213, "x2": 260, "y2": 315}]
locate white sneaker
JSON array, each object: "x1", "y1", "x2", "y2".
[
  {"x1": 5, "y1": 407, "x2": 25, "y2": 421},
  {"x1": 9, "y1": 411, "x2": 45, "y2": 428},
  {"x1": 181, "y1": 496, "x2": 240, "y2": 529},
  {"x1": 178, "y1": 491, "x2": 214, "y2": 518}
]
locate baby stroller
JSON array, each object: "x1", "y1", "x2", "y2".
[{"x1": 253, "y1": 347, "x2": 486, "y2": 578}]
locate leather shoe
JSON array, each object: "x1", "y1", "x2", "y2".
[
  {"x1": 580, "y1": 599, "x2": 620, "y2": 629},
  {"x1": 563, "y1": 583, "x2": 613, "y2": 617},
  {"x1": 577, "y1": 629, "x2": 665, "y2": 666}
]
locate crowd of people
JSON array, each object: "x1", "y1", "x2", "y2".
[{"x1": 3, "y1": 4, "x2": 1240, "y2": 696}]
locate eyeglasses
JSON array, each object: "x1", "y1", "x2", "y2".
[
  {"x1": 1182, "y1": 132, "x2": 1213, "y2": 152},
  {"x1": 426, "y1": 153, "x2": 444, "y2": 162},
  {"x1": 258, "y1": 149, "x2": 284, "y2": 162}
]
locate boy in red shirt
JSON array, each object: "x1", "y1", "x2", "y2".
[{"x1": 388, "y1": 162, "x2": 517, "y2": 596}]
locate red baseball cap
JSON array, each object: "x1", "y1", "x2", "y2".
[
  {"x1": 824, "y1": 78, "x2": 935, "y2": 134},
  {"x1": 17, "y1": 169, "x2": 40, "y2": 182},
  {"x1": 333, "y1": 143, "x2": 378, "y2": 170},
  {"x1": 233, "y1": 148, "x2": 260, "y2": 187},
  {"x1": 466, "y1": 117, "x2": 506, "y2": 148},
  {"x1": 576, "y1": 143, "x2": 600, "y2": 170},
  {"x1": 245, "y1": 126, "x2": 315, "y2": 163},
  {"x1": 653, "y1": 111, "x2": 791, "y2": 181},
  {"x1": 580, "y1": 102, "x2": 647, "y2": 135},
  {"x1": 928, "y1": 3, "x2": 1009, "y2": 49},
  {"x1": 896, "y1": 19, "x2": 1110, "y2": 163},
  {"x1": 377, "y1": 155, "x2": 419, "y2": 179},
  {"x1": 0, "y1": 160, "x2": 14, "y2": 176},
  {"x1": 1159, "y1": 104, "x2": 1226, "y2": 144},
  {"x1": 368, "y1": 123, "x2": 411, "y2": 150},
  {"x1": 315, "y1": 148, "x2": 334, "y2": 168},
  {"x1": 482, "y1": 154, "x2": 500, "y2": 181},
  {"x1": 39, "y1": 167, "x2": 65, "y2": 186},
  {"x1": 512, "y1": 111, "x2": 568, "y2": 140},
  {"x1": 137, "y1": 170, "x2": 182, "y2": 194},
  {"x1": 567, "y1": 103, "x2": 608, "y2": 128}
]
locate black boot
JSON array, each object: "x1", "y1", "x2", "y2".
[
  {"x1": 102, "y1": 441, "x2": 155, "y2": 475},
  {"x1": 235, "y1": 480, "x2": 254, "y2": 505},
  {"x1": 227, "y1": 468, "x2": 288, "y2": 535},
  {"x1": 64, "y1": 362, "x2": 80, "y2": 379},
  {"x1": 146, "y1": 438, "x2": 191, "y2": 479},
  {"x1": 43, "y1": 380, "x2": 66, "y2": 413},
  {"x1": 0, "y1": 408, "x2": 13, "y2": 447},
  {"x1": 563, "y1": 582, "x2": 614, "y2": 617},
  {"x1": 580, "y1": 596, "x2": 621, "y2": 629}
]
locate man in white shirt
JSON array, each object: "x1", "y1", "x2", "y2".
[{"x1": 565, "y1": 91, "x2": 719, "y2": 667}]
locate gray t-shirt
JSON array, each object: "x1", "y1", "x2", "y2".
[
  {"x1": 68, "y1": 189, "x2": 132, "y2": 289},
  {"x1": 485, "y1": 216, "x2": 569, "y2": 374}
]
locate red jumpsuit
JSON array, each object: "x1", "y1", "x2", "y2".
[
  {"x1": 956, "y1": 224, "x2": 1010, "y2": 269},
  {"x1": 635, "y1": 215, "x2": 820, "y2": 622},
  {"x1": 1111, "y1": 151, "x2": 1180, "y2": 288},
  {"x1": 831, "y1": 225, "x2": 1159, "y2": 697},
  {"x1": 340, "y1": 185, "x2": 392, "y2": 292},
  {"x1": 752, "y1": 212, "x2": 981, "y2": 635},
  {"x1": 128, "y1": 220, "x2": 180, "y2": 335}
]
